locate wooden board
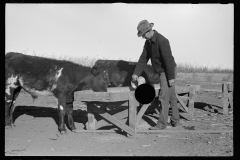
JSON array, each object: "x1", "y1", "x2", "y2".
[
  {"x1": 74, "y1": 84, "x2": 195, "y2": 102},
  {"x1": 222, "y1": 83, "x2": 229, "y2": 115},
  {"x1": 136, "y1": 129, "x2": 233, "y2": 133},
  {"x1": 228, "y1": 92, "x2": 233, "y2": 110},
  {"x1": 128, "y1": 92, "x2": 138, "y2": 136},
  {"x1": 88, "y1": 104, "x2": 135, "y2": 136},
  {"x1": 176, "y1": 94, "x2": 188, "y2": 113},
  {"x1": 226, "y1": 82, "x2": 233, "y2": 92},
  {"x1": 136, "y1": 104, "x2": 151, "y2": 125},
  {"x1": 179, "y1": 112, "x2": 191, "y2": 121},
  {"x1": 75, "y1": 129, "x2": 233, "y2": 134},
  {"x1": 95, "y1": 109, "x2": 128, "y2": 129},
  {"x1": 201, "y1": 88, "x2": 222, "y2": 93},
  {"x1": 87, "y1": 110, "x2": 96, "y2": 130},
  {"x1": 188, "y1": 86, "x2": 196, "y2": 120}
]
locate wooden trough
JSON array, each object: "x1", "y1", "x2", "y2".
[{"x1": 73, "y1": 84, "x2": 199, "y2": 137}]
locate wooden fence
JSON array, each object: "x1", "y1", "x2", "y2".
[{"x1": 200, "y1": 82, "x2": 233, "y2": 115}]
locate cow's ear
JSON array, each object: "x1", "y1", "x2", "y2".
[{"x1": 91, "y1": 66, "x2": 100, "y2": 76}]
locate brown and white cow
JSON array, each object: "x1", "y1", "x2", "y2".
[{"x1": 5, "y1": 52, "x2": 109, "y2": 134}]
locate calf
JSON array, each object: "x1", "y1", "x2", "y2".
[{"x1": 5, "y1": 52, "x2": 109, "y2": 134}]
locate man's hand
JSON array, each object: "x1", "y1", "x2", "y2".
[
  {"x1": 168, "y1": 79, "x2": 175, "y2": 87},
  {"x1": 132, "y1": 74, "x2": 138, "y2": 81}
]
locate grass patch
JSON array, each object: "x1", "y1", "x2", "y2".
[
  {"x1": 192, "y1": 72, "x2": 198, "y2": 81},
  {"x1": 204, "y1": 72, "x2": 214, "y2": 82},
  {"x1": 176, "y1": 62, "x2": 233, "y2": 74},
  {"x1": 222, "y1": 73, "x2": 233, "y2": 82}
]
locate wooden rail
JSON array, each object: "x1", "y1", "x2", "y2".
[
  {"x1": 75, "y1": 129, "x2": 233, "y2": 134},
  {"x1": 200, "y1": 82, "x2": 233, "y2": 115}
]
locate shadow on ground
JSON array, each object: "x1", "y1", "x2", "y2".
[
  {"x1": 12, "y1": 106, "x2": 89, "y2": 131},
  {"x1": 194, "y1": 102, "x2": 223, "y2": 114},
  {"x1": 11, "y1": 102, "x2": 223, "y2": 135}
]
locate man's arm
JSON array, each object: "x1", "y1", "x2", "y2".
[
  {"x1": 159, "y1": 39, "x2": 176, "y2": 81},
  {"x1": 133, "y1": 42, "x2": 150, "y2": 76}
]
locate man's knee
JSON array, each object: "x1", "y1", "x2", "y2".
[{"x1": 158, "y1": 95, "x2": 168, "y2": 102}]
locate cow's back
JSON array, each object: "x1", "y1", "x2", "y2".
[
  {"x1": 6, "y1": 52, "x2": 89, "y2": 81},
  {"x1": 94, "y1": 60, "x2": 160, "y2": 86}
]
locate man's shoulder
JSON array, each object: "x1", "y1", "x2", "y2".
[{"x1": 155, "y1": 30, "x2": 168, "y2": 42}]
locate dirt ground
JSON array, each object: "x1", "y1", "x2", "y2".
[{"x1": 5, "y1": 88, "x2": 233, "y2": 156}]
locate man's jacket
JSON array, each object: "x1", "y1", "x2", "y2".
[{"x1": 133, "y1": 30, "x2": 177, "y2": 80}]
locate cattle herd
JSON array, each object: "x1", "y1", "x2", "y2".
[{"x1": 5, "y1": 52, "x2": 160, "y2": 134}]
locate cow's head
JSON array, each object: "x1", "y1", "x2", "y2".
[
  {"x1": 91, "y1": 66, "x2": 110, "y2": 92},
  {"x1": 92, "y1": 60, "x2": 160, "y2": 87}
]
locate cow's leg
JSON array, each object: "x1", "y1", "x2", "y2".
[
  {"x1": 66, "y1": 103, "x2": 77, "y2": 132},
  {"x1": 58, "y1": 95, "x2": 68, "y2": 134},
  {"x1": 5, "y1": 101, "x2": 12, "y2": 128},
  {"x1": 5, "y1": 87, "x2": 21, "y2": 128}
]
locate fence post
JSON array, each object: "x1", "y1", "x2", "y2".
[
  {"x1": 222, "y1": 83, "x2": 229, "y2": 115},
  {"x1": 128, "y1": 92, "x2": 137, "y2": 131},
  {"x1": 228, "y1": 82, "x2": 233, "y2": 112},
  {"x1": 87, "y1": 103, "x2": 96, "y2": 130},
  {"x1": 188, "y1": 85, "x2": 196, "y2": 120}
]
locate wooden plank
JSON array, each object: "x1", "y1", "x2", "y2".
[
  {"x1": 73, "y1": 101, "x2": 87, "y2": 110},
  {"x1": 74, "y1": 91, "x2": 110, "y2": 101},
  {"x1": 156, "y1": 85, "x2": 193, "y2": 95},
  {"x1": 88, "y1": 104, "x2": 135, "y2": 136},
  {"x1": 179, "y1": 112, "x2": 191, "y2": 121},
  {"x1": 136, "y1": 104, "x2": 151, "y2": 125},
  {"x1": 87, "y1": 108, "x2": 96, "y2": 130},
  {"x1": 128, "y1": 92, "x2": 138, "y2": 136},
  {"x1": 188, "y1": 86, "x2": 196, "y2": 120},
  {"x1": 107, "y1": 86, "x2": 134, "y2": 92},
  {"x1": 222, "y1": 83, "x2": 229, "y2": 115},
  {"x1": 74, "y1": 84, "x2": 195, "y2": 102},
  {"x1": 73, "y1": 101, "x2": 130, "y2": 110},
  {"x1": 176, "y1": 94, "x2": 188, "y2": 113},
  {"x1": 226, "y1": 82, "x2": 233, "y2": 92},
  {"x1": 175, "y1": 85, "x2": 191, "y2": 94},
  {"x1": 75, "y1": 129, "x2": 233, "y2": 134},
  {"x1": 75, "y1": 129, "x2": 120, "y2": 133},
  {"x1": 179, "y1": 96, "x2": 189, "y2": 100},
  {"x1": 96, "y1": 109, "x2": 128, "y2": 129},
  {"x1": 227, "y1": 82, "x2": 233, "y2": 110},
  {"x1": 201, "y1": 88, "x2": 222, "y2": 93},
  {"x1": 92, "y1": 101, "x2": 129, "y2": 107},
  {"x1": 75, "y1": 86, "x2": 159, "y2": 101},
  {"x1": 177, "y1": 103, "x2": 187, "y2": 112},
  {"x1": 228, "y1": 92, "x2": 233, "y2": 110},
  {"x1": 74, "y1": 91, "x2": 132, "y2": 102},
  {"x1": 107, "y1": 84, "x2": 160, "y2": 92},
  {"x1": 136, "y1": 129, "x2": 233, "y2": 133},
  {"x1": 110, "y1": 91, "x2": 129, "y2": 101},
  {"x1": 78, "y1": 99, "x2": 126, "y2": 102}
]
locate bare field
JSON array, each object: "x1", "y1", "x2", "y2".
[{"x1": 5, "y1": 73, "x2": 233, "y2": 156}]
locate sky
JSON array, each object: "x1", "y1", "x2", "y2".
[{"x1": 6, "y1": 4, "x2": 233, "y2": 69}]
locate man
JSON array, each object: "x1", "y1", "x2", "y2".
[{"x1": 132, "y1": 20, "x2": 181, "y2": 130}]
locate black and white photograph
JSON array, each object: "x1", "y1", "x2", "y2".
[{"x1": 5, "y1": 4, "x2": 233, "y2": 156}]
